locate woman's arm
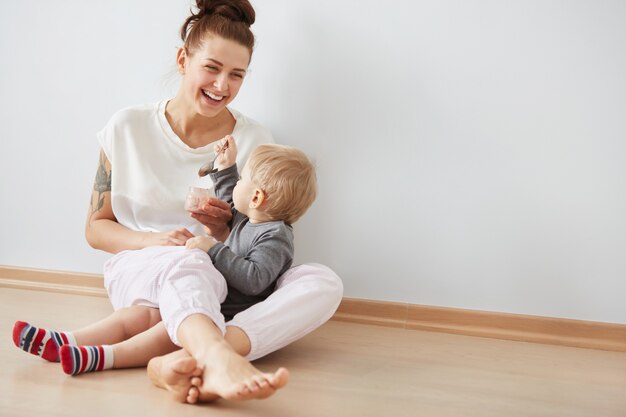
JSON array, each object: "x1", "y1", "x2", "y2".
[{"x1": 85, "y1": 149, "x2": 194, "y2": 254}]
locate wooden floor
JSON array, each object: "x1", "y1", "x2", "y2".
[{"x1": 1, "y1": 287, "x2": 625, "y2": 417}]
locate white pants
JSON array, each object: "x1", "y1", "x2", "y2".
[{"x1": 103, "y1": 246, "x2": 343, "y2": 361}]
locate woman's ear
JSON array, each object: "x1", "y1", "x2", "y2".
[
  {"x1": 176, "y1": 47, "x2": 187, "y2": 75},
  {"x1": 249, "y1": 189, "x2": 266, "y2": 209}
]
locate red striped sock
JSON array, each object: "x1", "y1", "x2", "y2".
[
  {"x1": 12, "y1": 321, "x2": 74, "y2": 362},
  {"x1": 60, "y1": 344, "x2": 114, "y2": 376}
]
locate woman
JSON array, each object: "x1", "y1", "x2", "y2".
[{"x1": 85, "y1": 0, "x2": 343, "y2": 403}]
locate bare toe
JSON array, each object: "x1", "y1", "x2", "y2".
[
  {"x1": 187, "y1": 387, "x2": 199, "y2": 404},
  {"x1": 250, "y1": 375, "x2": 275, "y2": 399},
  {"x1": 253, "y1": 375, "x2": 270, "y2": 389},
  {"x1": 267, "y1": 368, "x2": 290, "y2": 389},
  {"x1": 193, "y1": 341, "x2": 289, "y2": 402}
]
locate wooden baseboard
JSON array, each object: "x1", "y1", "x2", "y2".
[
  {"x1": 333, "y1": 298, "x2": 626, "y2": 353},
  {"x1": 2, "y1": 265, "x2": 625, "y2": 352},
  {"x1": 0, "y1": 265, "x2": 107, "y2": 297}
]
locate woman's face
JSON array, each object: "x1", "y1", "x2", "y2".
[{"x1": 178, "y1": 35, "x2": 250, "y2": 118}]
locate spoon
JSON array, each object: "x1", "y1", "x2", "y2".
[{"x1": 198, "y1": 141, "x2": 229, "y2": 177}]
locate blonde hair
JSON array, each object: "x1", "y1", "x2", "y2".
[{"x1": 246, "y1": 144, "x2": 317, "y2": 225}]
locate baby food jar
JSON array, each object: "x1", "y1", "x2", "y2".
[{"x1": 184, "y1": 186, "x2": 214, "y2": 212}]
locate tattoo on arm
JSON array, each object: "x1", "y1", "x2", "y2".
[{"x1": 90, "y1": 152, "x2": 112, "y2": 218}]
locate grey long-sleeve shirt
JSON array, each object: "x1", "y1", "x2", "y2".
[{"x1": 208, "y1": 164, "x2": 294, "y2": 319}]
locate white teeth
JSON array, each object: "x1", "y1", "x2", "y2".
[{"x1": 203, "y1": 90, "x2": 224, "y2": 101}]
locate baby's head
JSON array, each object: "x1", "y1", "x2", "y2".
[{"x1": 237, "y1": 144, "x2": 317, "y2": 225}]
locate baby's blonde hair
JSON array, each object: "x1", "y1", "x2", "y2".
[{"x1": 246, "y1": 144, "x2": 317, "y2": 225}]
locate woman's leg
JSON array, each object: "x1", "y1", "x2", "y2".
[
  {"x1": 150, "y1": 248, "x2": 288, "y2": 402},
  {"x1": 148, "y1": 263, "x2": 341, "y2": 401},
  {"x1": 157, "y1": 248, "x2": 228, "y2": 346},
  {"x1": 148, "y1": 316, "x2": 289, "y2": 403},
  {"x1": 146, "y1": 325, "x2": 251, "y2": 393},
  {"x1": 155, "y1": 263, "x2": 343, "y2": 361},
  {"x1": 176, "y1": 313, "x2": 289, "y2": 401},
  {"x1": 227, "y1": 263, "x2": 343, "y2": 360}
]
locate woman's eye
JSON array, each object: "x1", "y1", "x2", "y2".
[
  {"x1": 231, "y1": 73, "x2": 244, "y2": 79},
  {"x1": 206, "y1": 66, "x2": 219, "y2": 72}
]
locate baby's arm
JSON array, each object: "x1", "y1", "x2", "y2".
[
  {"x1": 213, "y1": 135, "x2": 237, "y2": 171},
  {"x1": 210, "y1": 226, "x2": 294, "y2": 296},
  {"x1": 210, "y1": 138, "x2": 240, "y2": 206},
  {"x1": 186, "y1": 235, "x2": 219, "y2": 252}
]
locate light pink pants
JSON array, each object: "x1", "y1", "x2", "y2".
[{"x1": 103, "y1": 246, "x2": 343, "y2": 360}]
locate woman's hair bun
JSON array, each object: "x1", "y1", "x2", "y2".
[
  {"x1": 196, "y1": 0, "x2": 255, "y2": 26},
  {"x1": 181, "y1": 0, "x2": 256, "y2": 53}
]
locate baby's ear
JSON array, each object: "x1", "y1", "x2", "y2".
[{"x1": 249, "y1": 189, "x2": 266, "y2": 208}]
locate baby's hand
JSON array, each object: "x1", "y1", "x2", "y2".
[
  {"x1": 185, "y1": 236, "x2": 218, "y2": 252},
  {"x1": 214, "y1": 135, "x2": 238, "y2": 171}
]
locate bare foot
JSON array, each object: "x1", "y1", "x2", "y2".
[
  {"x1": 195, "y1": 340, "x2": 289, "y2": 401},
  {"x1": 189, "y1": 379, "x2": 220, "y2": 403},
  {"x1": 147, "y1": 353, "x2": 203, "y2": 403}
]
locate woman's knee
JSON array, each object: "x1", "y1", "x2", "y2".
[
  {"x1": 277, "y1": 263, "x2": 344, "y2": 307},
  {"x1": 165, "y1": 252, "x2": 227, "y2": 300}
]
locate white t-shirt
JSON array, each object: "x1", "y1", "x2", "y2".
[{"x1": 97, "y1": 100, "x2": 274, "y2": 236}]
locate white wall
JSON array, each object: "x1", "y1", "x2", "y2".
[{"x1": 1, "y1": 1, "x2": 625, "y2": 324}]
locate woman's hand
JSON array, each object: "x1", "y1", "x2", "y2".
[
  {"x1": 142, "y1": 228, "x2": 195, "y2": 247},
  {"x1": 189, "y1": 197, "x2": 232, "y2": 242}
]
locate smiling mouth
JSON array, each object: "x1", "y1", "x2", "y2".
[{"x1": 202, "y1": 90, "x2": 225, "y2": 102}]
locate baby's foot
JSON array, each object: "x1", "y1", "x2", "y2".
[
  {"x1": 12, "y1": 321, "x2": 75, "y2": 362},
  {"x1": 59, "y1": 345, "x2": 114, "y2": 376}
]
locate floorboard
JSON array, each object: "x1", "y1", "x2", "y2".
[{"x1": 1, "y1": 288, "x2": 625, "y2": 417}]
